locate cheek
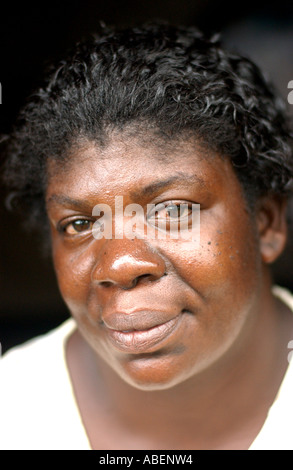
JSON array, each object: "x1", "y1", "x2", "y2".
[
  {"x1": 52, "y1": 243, "x2": 94, "y2": 311},
  {"x1": 157, "y1": 222, "x2": 261, "y2": 372},
  {"x1": 164, "y1": 208, "x2": 261, "y2": 303}
]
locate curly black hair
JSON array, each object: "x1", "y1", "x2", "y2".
[{"x1": 2, "y1": 22, "x2": 293, "y2": 242}]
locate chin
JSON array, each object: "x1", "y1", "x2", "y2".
[{"x1": 116, "y1": 355, "x2": 191, "y2": 392}]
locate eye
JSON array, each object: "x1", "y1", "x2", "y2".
[
  {"x1": 164, "y1": 203, "x2": 190, "y2": 219},
  {"x1": 161, "y1": 204, "x2": 180, "y2": 219},
  {"x1": 146, "y1": 201, "x2": 199, "y2": 240},
  {"x1": 147, "y1": 202, "x2": 192, "y2": 222},
  {"x1": 60, "y1": 218, "x2": 93, "y2": 236}
]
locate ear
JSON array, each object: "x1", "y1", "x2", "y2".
[{"x1": 257, "y1": 196, "x2": 288, "y2": 264}]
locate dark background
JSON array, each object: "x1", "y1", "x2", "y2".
[{"x1": 1, "y1": 0, "x2": 293, "y2": 354}]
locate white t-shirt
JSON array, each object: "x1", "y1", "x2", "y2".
[{"x1": 0, "y1": 286, "x2": 292, "y2": 450}]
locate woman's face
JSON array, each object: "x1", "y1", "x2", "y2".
[{"x1": 46, "y1": 136, "x2": 262, "y2": 390}]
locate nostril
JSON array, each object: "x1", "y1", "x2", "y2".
[
  {"x1": 92, "y1": 250, "x2": 167, "y2": 289},
  {"x1": 100, "y1": 281, "x2": 113, "y2": 288},
  {"x1": 96, "y1": 272, "x2": 164, "y2": 290},
  {"x1": 121, "y1": 277, "x2": 139, "y2": 291},
  {"x1": 122, "y1": 273, "x2": 157, "y2": 290}
]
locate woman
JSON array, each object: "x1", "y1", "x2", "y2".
[{"x1": 1, "y1": 23, "x2": 293, "y2": 450}]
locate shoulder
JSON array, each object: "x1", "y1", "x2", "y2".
[
  {"x1": 0, "y1": 318, "x2": 75, "y2": 382},
  {"x1": 250, "y1": 357, "x2": 293, "y2": 449},
  {"x1": 272, "y1": 285, "x2": 293, "y2": 311},
  {"x1": 250, "y1": 285, "x2": 293, "y2": 450},
  {"x1": 0, "y1": 318, "x2": 87, "y2": 450}
]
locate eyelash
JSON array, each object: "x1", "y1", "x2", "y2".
[
  {"x1": 57, "y1": 201, "x2": 196, "y2": 237},
  {"x1": 147, "y1": 202, "x2": 193, "y2": 220},
  {"x1": 57, "y1": 218, "x2": 94, "y2": 236}
]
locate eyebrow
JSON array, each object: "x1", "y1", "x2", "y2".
[
  {"x1": 46, "y1": 194, "x2": 93, "y2": 211},
  {"x1": 46, "y1": 173, "x2": 206, "y2": 210},
  {"x1": 130, "y1": 173, "x2": 206, "y2": 199}
]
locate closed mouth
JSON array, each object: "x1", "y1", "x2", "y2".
[{"x1": 102, "y1": 312, "x2": 183, "y2": 354}]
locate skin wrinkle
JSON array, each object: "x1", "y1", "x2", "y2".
[
  {"x1": 130, "y1": 173, "x2": 207, "y2": 200},
  {"x1": 3, "y1": 23, "x2": 293, "y2": 451},
  {"x1": 46, "y1": 174, "x2": 207, "y2": 211},
  {"x1": 44, "y1": 132, "x2": 293, "y2": 450},
  {"x1": 4, "y1": 25, "x2": 293, "y2": 255},
  {"x1": 47, "y1": 138, "x2": 224, "y2": 302}
]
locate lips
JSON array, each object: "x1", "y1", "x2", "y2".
[{"x1": 101, "y1": 310, "x2": 183, "y2": 353}]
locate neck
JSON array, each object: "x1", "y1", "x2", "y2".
[{"x1": 67, "y1": 278, "x2": 293, "y2": 449}]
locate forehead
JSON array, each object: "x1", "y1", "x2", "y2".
[{"x1": 47, "y1": 136, "x2": 239, "y2": 200}]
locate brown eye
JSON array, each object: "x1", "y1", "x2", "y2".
[
  {"x1": 165, "y1": 204, "x2": 181, "y2": 219},
  {"x1": 64, "y1": 219, "x2": 92, "y2": 235},
  {"x1": 154, "y1": 203, "x2": 191, "y2": 220},
  {"x1": 146, "y1": 202, "x2": 193, "y2": 233},
  {"x1": 165, "y1": 204, "x2": 191, "y2": 219}
]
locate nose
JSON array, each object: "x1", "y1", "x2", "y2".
[{"x1": 91, "y1": 239, "x2": 166, "y2": 289}]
